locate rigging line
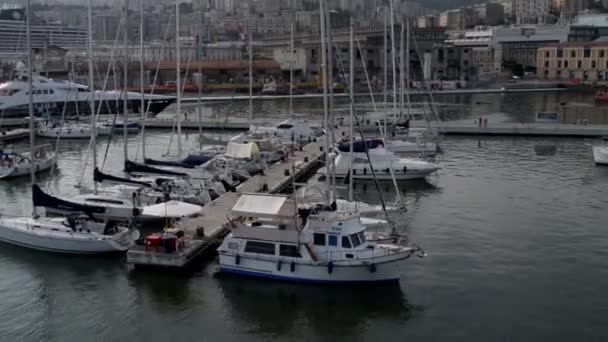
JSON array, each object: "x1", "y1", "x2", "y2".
[{"x1": 45, "y1": 70, "x2": 72, "y2": 192}]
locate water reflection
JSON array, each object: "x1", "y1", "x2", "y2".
[{"x1": 217, "y1": 274, "x2": 415, "y2": 339}]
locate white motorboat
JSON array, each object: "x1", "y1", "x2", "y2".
[
  {"x1": 593, "y1": 145, "x2": 608, "y2": 165},
  {"x1": 0, "y1": 68, "x2": 174, "y2": 127},
  {"x1": 217, "y1": 194, "x2": 424, "y2": 284},
  {"x1": 0, "y1": 215, "x2": 139, "y2": 254},
  {"x1": 0, "y1": 147, "x2": 57, "y2": 179},
  {"x1": 319, "y1": 140, "x2": 440, "y2": 180},
  {"x1": 250, "y1": 119, "x2": 324, "y2": 144},
  {"x1": 37, "y1": 122, "x2": 112, "y2": 139}
]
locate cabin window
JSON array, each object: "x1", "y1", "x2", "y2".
[
  {"x1": 85, "y1": 199, "x2": 125, "y2": 205},
  {"x1": 358, "y1": 232, "x2": 366, "y2": 243},
  {"x1": 244, "y1": 241, "x2": 275, "y2": 255},
  {"x1": 328, "y1": 235, "x2": 338, "y2": 246},
  {"x1": 351, "y1": 233, "x2": 362, "y2": 247},
  {"x1": 279, "y1": 244, "x2": 301, "y2": 258},
  {"x1": 342, "y1": 236, "x2": 352, "y2": 248},
  {"x1": 313, "y1": 233, "x2": 326, "y2": 246}
]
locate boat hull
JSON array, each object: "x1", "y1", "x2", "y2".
[
  {"x1": 218, "y1": 253, "x2": 408, "y2": 284},
  {"x1": 0, "y1": 218, "x2": 135, "y2": 254},
  {"x1": 0, "y1": 154, "x2": 56, "y2": 179}
]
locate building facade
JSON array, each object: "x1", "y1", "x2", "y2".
[
  {"x1": 537, "y1": 42, "x2": 608, "y2": 81},
  {"x1": 514, "y1": 0, "x2": 550, "y2": 24}
]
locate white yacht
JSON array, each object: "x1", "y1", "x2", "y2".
[
  {"x1": 0, "y1": 214, "x2": 138, "y2": 254},
  {"x1": 0, "y1": 70, "x2": 174, "y2": 127},
  {"x1": 250, "y1": 119, "x2": 324, "y2": 144},
  {"x1": 37, "y1": 122, "x2": 112, "y2": 139},
  {"x1": 217, "y1": 194, "x2": 424, "y2": 284},
  {"x1": 319, "y1": 140, "x2": 440, "y2": 180}
]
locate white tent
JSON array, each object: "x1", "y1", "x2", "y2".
[{"x1": 231, "y1": 194, "x2": 294, "y2": 219}]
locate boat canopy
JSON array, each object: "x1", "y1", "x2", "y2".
[
  {"x1": 336, "y1": 139, "x2": 384, "y2": 153},
  {"x1": 141, "y1": 201, "x2": 203, "y2": 218},
  {"x1": 124, "y1": 160, "x2": 189, "y2": 177},
  {"x1": 226, "y1": 142, "x2": 259, "y2": 159},
  {"x1": 32, "y1": 184, "x2": 107, "y2": 216},
  {"x1": 94, "y1": 167, "x2": 151, "y2": 188},
  {"x1": 231, "y1": 194, "x2": 294, "y2": 219}
]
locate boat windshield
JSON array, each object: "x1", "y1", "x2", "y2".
[{"x1": 0, "y1": 89, "x2": 19, "y2": 96}]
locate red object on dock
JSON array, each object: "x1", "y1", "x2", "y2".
[{"x1": 145, "y1": 234, "x2": 162, "y2": 252}]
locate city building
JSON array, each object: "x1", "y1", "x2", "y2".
[
  {"x1": 495, "y1": 25, "x2": 569, "y2": 70},
  {"x1": 537, "y1": 41, "x2": 608, "y2": 81},
  {"x1": 474, "y1": 3, "x2": 506, "y2": 26},
  {"x1": 568, "y1": 14, "x2": 608, "y2": 42},
  {"x1": 0, "y1": 8, "x2": 86, "y2": 55},
  {"x1": 514, "y1": 0, "x2": 551, "y2": 24},
  {"x1": 551, "y1": 0, "x2": 589, "y2": 18},
  {"x1": 417, "y1": 15, "x2": 437, "y2": 29}
]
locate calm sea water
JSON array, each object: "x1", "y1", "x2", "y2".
[{"x1": 1, "y1": 91, "x2": 608, "y2": 341}]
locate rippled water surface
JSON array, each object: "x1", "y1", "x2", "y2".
[{"x1": 1, "y1": 92, "x2": 608, "y2": 341}]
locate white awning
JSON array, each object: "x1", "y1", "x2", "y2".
[
  {"x1": 141, "y1": 201, "x2": 203, "y2": 218},
  {"x1": 231, "y1": 194, "x2": 293, "y2": 219}
]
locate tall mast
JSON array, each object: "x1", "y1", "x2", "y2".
[
  {"x1": 176, "y1": 0, "x2": 183, "y2": 157},
  {"x1": 389, "y1": 0, "x2": 397, "y2": 127},
  {"x1": 289, "y1": 22, "x2": 294, "y2": 119},
  {"x1": 348, "y1": 17, "x2": 354, "y2": 202},
  {"x1": 123, "y1": 0, "x2": 129, "y2": 161},
  {"x1": 248, "y1": 28, "x2": 253, "y2": 122},
  {"x1": 87, "y1": 0, "x2": 97, "y2": 194},
  {"x1": 405, "y1": 19, "x2": 412, "y2": 120},
  {"x1": 325, "y1": 5, "x2": 336, "y2": 203},
  {"x1": 139, "y1": 0, "x2": 146, "y2": 161},
  {"x1": 399, "y1": 21, "x2": 405, "y2": 122},
  {"x1": 26, "y1": 0, "x2": 36, "y2": 216},
  {"x1": 319, "y1": 0, "x2": 330, "y2": 205},
  {"x1": 383, "y1": 6, "x2": 388, "y2": 138}
]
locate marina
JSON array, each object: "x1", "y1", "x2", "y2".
[{"x1": 2, "y1": 0, "x2": 608, "y2": 340}]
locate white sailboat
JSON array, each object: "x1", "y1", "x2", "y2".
[
  {"x1": 0, "y1": 0, "x2": 139, "y2": 254},
  {"x1": 0, "y1": 144, "x2": 56, "y2": 179}
]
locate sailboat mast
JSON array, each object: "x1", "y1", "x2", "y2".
[
  {"x1": 123, "y1": 0, "x2": 129, "y2": 161},
  {"x1": 87, "y1": 0, "x2": 97, "y2": 194},
  {"x1": 389, "y1": 0, "x2": 397, "y2": 127},
  {"x1": 319, "y1": 0, "x2": 330, "y2": 205},
  {"x1": 383, "y1": 6, "x2": 388, "y2": 138},
  {"x1": 289, "y1": 22, "x2": 294, "y2": 118},
  {"x1": 325, "y1": 5, "x2": 336, "y2": 203},
  {"x1": 25, "y1": 0, "x2": 36, "y2": 209},
  {"x1": 140, "y1": 0, "x2": 146, "y2": 161},
  {"x1": 249, "y1": 29, "x2": 253, "y2": 122},
  {"x1": 399, "y1": 22, "x2": 405, "y2": 122},
  {"x1": 176, "y1": 0, "x2": 183, "y2": 157},
  {"x1": 348, "y1": 17, "x2": 354, "y2": 202},
  {"x1": 405, "y1": 19, "x2": 412, "y2": 120}
]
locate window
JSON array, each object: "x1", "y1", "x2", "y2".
[
  {"x1": 351, "y1": 233, "x2": 362, "y2": 247},
  {"x1": 244, "y1": 241, "x2": 275, "y2": 255},
  {"x1": 578, "y1": 60, "x2": 582, "y2": 69},
  {"x1": 565, "y1": 60, "x2": 569, "y2": 68},
  {"x1": 601, "y1": 50, "x2": 606, "y2": 58},
  {"x1": 584, "y1": 48, "x2": 591, "y2": 58},
  {"x1": 313, "y1": 233, "x2": 326, "y2": 246},
  {"x1": 592, "y1": 61, "x2": 597, "y2": 68},
  {"x1": 279, "y1": 244, "x2": 301, "y2": 258},
  {"x1": 545, "y1": 51, "x2": 550, "y2": 58},
  {"x1": 544, "y1": 61, "x2": 549, "y2": 68},
  {"x1": 342, "y1": 236, "x2": 352, "y2": 248},
  {"x1": 557, "y1": 49, "x2": 563, "y2": 58},
  {"x1": 358, "y1": 232, "x2": 366, "y2": 243},
  {"x1": 571, "y1": 50, "x2": 576, "y2": 58},
  {"x1": 328, "y1": 235, "x2": 338, "y2": 246},
  {"x1": 558, "y1": 60, "x2": 562, "y2": 68}
]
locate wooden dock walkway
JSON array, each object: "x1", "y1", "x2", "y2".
[{"x1": 126, "y1": 134, "x2": 334, "y2": 268}]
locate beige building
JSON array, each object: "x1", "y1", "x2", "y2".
[
  {"x1": 537, "y1": 42, "x2": 608, "y2": 81},
  {"x1": 551, "y1": 0, "x2": 588, "y2": 17}
]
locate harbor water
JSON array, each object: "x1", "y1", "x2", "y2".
[{"x1": 1, "y1": 91, "x2": 608, "y2": 341}]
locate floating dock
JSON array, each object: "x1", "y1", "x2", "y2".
[
  {"x1": 143, "y1": 117, "x2": 251, "y2": 131},
  {"x1": 126, "y1": 134, "x2": 333, "y2": 269}
]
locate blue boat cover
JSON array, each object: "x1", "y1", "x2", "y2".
[
  {"x1": 94, "y1": 167, "x2": 151, "y2": 187},
  {"x1": 336, "y1": 139, "x2": 384, "y2": 153},
  {"x1": 32, "y1": 184, "x2": 106, "y2": 215},
  {"x1": 181, "y1": 154, "x2": 213, "y2": 166},
  {"x1": 124, "y1": 160, "x2": 188, "y2": 177}
]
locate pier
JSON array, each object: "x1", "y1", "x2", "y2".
[
  {"x1": 126, "y1": 133, "x2": 332, "y2": 269},
  {"x1": 421, "y1": 122, "x2": 608, "y2": 137}
]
